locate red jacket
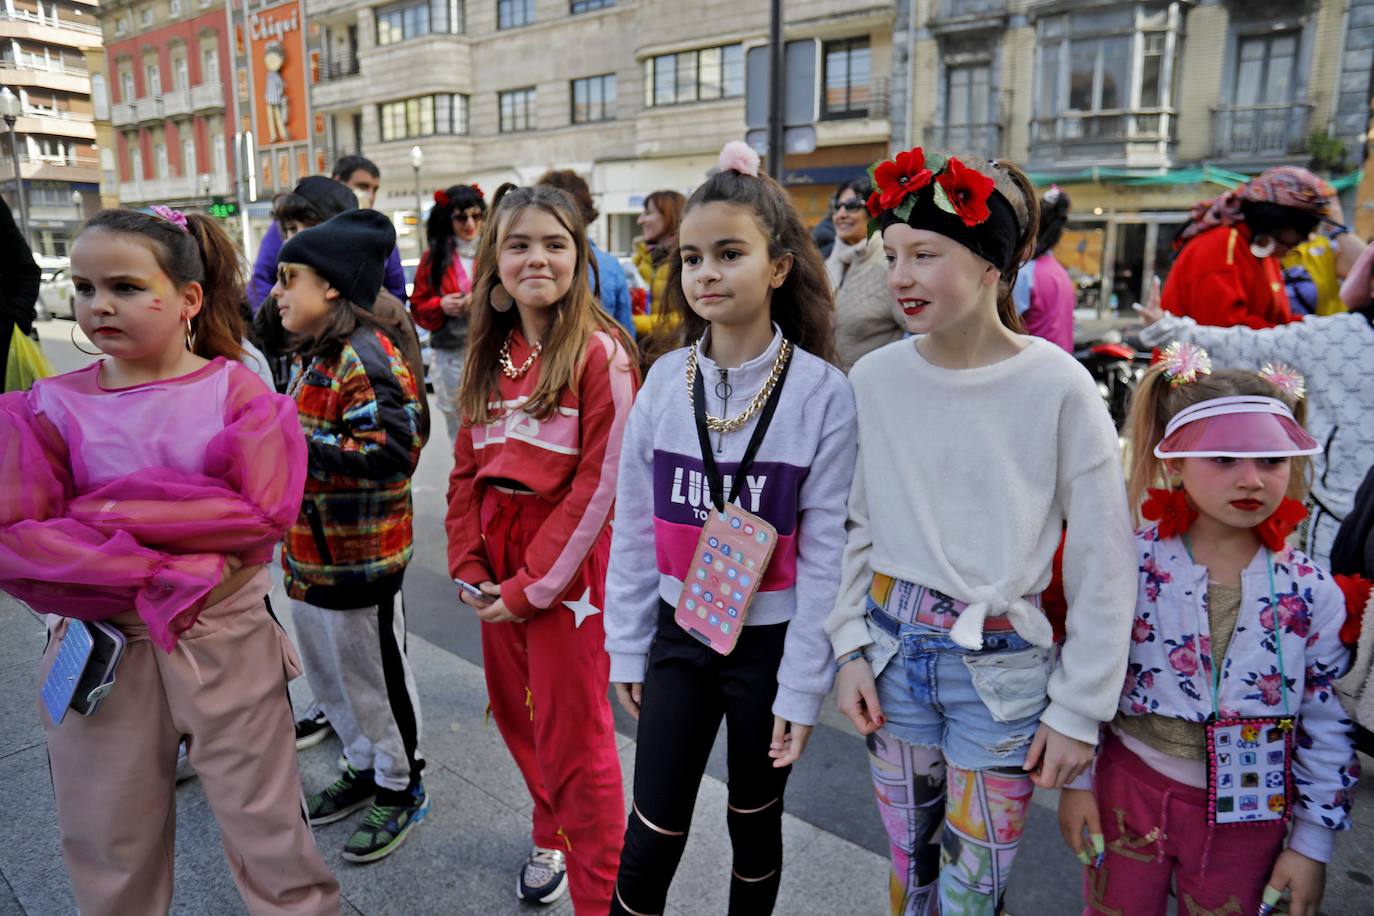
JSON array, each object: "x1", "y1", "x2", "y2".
[
  {"x1": 1162, "y1": 223, "x2": 1293, "y2": 329},
  {"x1": 410, "y1": 246, "x2": 471, "y2": 333},
  {"x1": 445, "y1": 328, "x2": 639, "y2": 618}
]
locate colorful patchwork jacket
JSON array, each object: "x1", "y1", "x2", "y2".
[
  {"x1": 282, "y1": 326, "x2": 422, "y2": 608},
  {"x1": 1122, "y1": 526, "x2": 1359, "y2": 835}
]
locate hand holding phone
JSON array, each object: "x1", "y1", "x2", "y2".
[{"x1": 454, "y1": 578, "x2": 496, "y2": 606}]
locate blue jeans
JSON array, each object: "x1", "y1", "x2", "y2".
[{"x1": 871, "y1": 598, "x2": 1053, "y2": 771}]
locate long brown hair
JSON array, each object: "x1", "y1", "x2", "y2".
[
  {"x1": 641, "y1": 167, "x2": 837, "y2": 367},
  {"x1": 644, "y1": 190, "x2": 686, "y2": 246},
  {"x1": 458, "y1": 183, "x2": 637, "y2": 423},
  {"x1": 967, "y1": 155, "x2": 1039, "y2": 333},
  {"x1": 1124, "y1": 364, "x2": 1310, "y2": 519},
  {"x1": 81, "y1": 208, "x2": 245, "y2": 361}
]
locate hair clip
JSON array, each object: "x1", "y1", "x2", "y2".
[
  {"x1": 718, "y1": 141, "x2": 760, "y2": 178},
  {"x1": 150, "y1": 205, "x2": 189, "y2": 233},
  {"x1": 1159, "y1": 341, "x2": 1213, "y2": 386},
  {"x1": 434, "y1": 189, "x2": 450, "y2": 207},
  {"x1": 471, "y1": 183, "x2": 483, "y2": 198},
  {"x1": 1258, "y1": 362, "x2": 1307, "y2": 401}
]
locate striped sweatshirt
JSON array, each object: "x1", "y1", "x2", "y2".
[
  {"x1": 446, "y1": 328, "x2": 638, "y2": 617},
  {"x1": 604, "y1": 328, "x2": 858, "y2": 725}
]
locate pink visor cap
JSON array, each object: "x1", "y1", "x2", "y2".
[{"x1": 1155, "y1": 396, "x2": 1320, "y2": 459}]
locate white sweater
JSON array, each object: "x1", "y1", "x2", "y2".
[{"x1": 824, "y1": 337, "x2": 1138, "y2": 744}]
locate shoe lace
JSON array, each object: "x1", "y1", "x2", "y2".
[
  {"x1": 530, "y1": 846, "x2": 565, "y2": 869},
  {"x1": 362, "y1": 804, "x2": 396, "y2": 829},
  {"x1": 325, "y1": 767, "x2": 359, "y2": 797}
]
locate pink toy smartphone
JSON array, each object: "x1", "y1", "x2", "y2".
[{"x1": 674, "y1": 503, "x2": 778, "y2": 655}]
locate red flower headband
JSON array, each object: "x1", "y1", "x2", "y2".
[{"x1": 866, "y1": 147, "x2": 996, "y2": 229}]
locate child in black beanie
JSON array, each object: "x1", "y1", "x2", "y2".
[{"x1": 272, "y1": 208, "x2": 431, "y2": 864}]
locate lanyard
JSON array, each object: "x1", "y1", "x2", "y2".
[
  {"x1": 692, "y1": 344, "x2": 792, "y2": 512},
  {"x1": 1184, "y1": 537, "x2": 1291, "y2": 721}
]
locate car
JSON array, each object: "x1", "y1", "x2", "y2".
[
  {"x1": 36, "y1": 258, "x2": 75, "y2": 320},
  {"x1": 401, "y1": 258, "x2": 434, "y2": 390}
]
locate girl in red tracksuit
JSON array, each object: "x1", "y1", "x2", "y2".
[{"x1": 445, "y1": 183, "x2": 639, "y2": 912}]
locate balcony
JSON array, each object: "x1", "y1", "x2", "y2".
[
  {"x1": 117, "y1": 174, "x2": 201, "y2": 205},
  {"x1": 111, "y1": 101, "x2": 135, "y2": 126},
  {"x1": 1213, "y1": 103, "x2": 1313, "y2": 161},
  {"x1": 928, "y1": 0, "x2": 1007, "y2": 33},
  {"x1": 191, "y1": 82, "x2": 224, "y2": 110},
  {"x1": 1030, "y1": 108, "x2": 1174, "y2": 165},
  {"x1": 161, "y1": 87, "x2": 191, "y2": 118},
  {"x1": 925, "y1": 122, "x2": 1003, "y2": 157},
  {"x1": 135, "y1": 96, "x2": 161, "y2": 122},
  {"x1": 319, "y1": 54, "x2": 359, "y2": 82}
]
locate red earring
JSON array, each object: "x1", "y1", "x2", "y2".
[
  {"x1": 1254, "y1": 498, "x2": 1308, "y2": 553},
  {"x1": 1141, "y1": 486, "x2": 1198, "y2": 539}
]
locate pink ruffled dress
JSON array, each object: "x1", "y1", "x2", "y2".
[{"x1": 0, "y1": 357, "x2": 307, "y2": 651}]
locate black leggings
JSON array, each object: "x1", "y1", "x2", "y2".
[{"x1": 612, "y1": 601, "x2": 792, "y2": 916}]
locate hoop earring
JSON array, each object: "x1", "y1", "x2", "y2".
[
  {"x1": 185, "y1": 317, "x2": 195, "y2": 351},
  {"x1": 490, "y1": 286, "x2": 514, "y2": 312},
  {"x1": 70, "y1": 322, "x2": 102, "y2": 356}
]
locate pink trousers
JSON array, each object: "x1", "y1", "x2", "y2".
[
  {"x1": 1085, "y1": 733, "x2": 1284, "y2": 915},
  {"x1": 40, "y1": 569, "x2": 341, "y2": 916}
]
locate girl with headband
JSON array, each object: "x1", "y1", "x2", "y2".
[
  {"x1": 1060, "y1": 348, "x2": 1356, "y2": 916},
  {"x1": 825, "y1": 147, "x2": 1137, "y2": 914}
]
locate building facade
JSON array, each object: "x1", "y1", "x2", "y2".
[
  {"x1": 96, "y1": 0, "x2": 236, "y2": 213},
  {"x1": 0, "y1": 0, "x2": 101, "y2": 256}
]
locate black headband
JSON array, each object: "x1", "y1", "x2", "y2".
[{"x1": 867, "y1": 148, "x2": 1021, "y2": 272}]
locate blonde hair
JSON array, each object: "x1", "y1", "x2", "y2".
[
  {"x1": 458, "y1": 183, "x2": 638, "y2": 423},
  {"x1": 1124, "y1": 364, "x2": 1310, "y2": 518}
]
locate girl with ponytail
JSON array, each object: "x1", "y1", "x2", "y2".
[
  {"x1": 825, "y1": 149, "x2": 1138, "y2": 913},
  {"x1": 0, "y1": 207, "x2": 339, "y2": 914}
]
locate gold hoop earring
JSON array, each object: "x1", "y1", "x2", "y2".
[
  {"x1": 70, "y1": 322, "x2": 102, "y2": 356},
  {"x1": 185, "y1": 317, "x2": 195, "y2": 351},
  {"x1": 490, "y1": 286, "x2": 514, "y2": 312}
]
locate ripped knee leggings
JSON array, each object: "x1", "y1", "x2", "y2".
[{"x1": 611, "y1": 601, "x2": 791, "y2": 916}]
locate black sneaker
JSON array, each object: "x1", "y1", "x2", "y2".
[
  {"x1": 341, "y1": 783, "x2": 431, "y2": 864},
  {"x1": 307, "y1": 766, "x2": 377, "y2": 826},
  {"x1": 517, "y1": 846, "x2": 568, "y2": 904},
  {"x1": 294, "y1": 705, "x2": 334, "y2": 750}
]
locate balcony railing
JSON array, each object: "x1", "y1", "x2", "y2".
[
  {"x1": 135, "y1": 97, "x2": 161, "y2": 121},
  {"x1": 111, "y1": 101, "x2": 135, "y2": 126},
  {"x1": 0, "y1": 55, "x2": 88, "y2": 76},
  {"x1": 319, "y1": 54, "x2": 359, "y2": 82},
  {"x1": 925, "y1": 122, "x2": 1003, "y2": 156},
  {"x1": 191, "y1": 82, "x2": 224, "y2": 110},
  {"x1": 820, "y1": 77, "x2": 891, "y2": 122},
  {"x1": 1032, "y1": 108, "x2": 1174, "y2": 145},
  {"x1": 0, "y1": 8, "x2": 103, "y2": 35},
  {"x1": 933, "y1": 0, "x2": 1008, "y2": 19},
  {"x1": 1213, "y1": 103, "x2": 1313, "y2": 160},
  {"x1": 161, "y1": 87, "x2": 192, "y2": 117},
  {"x1": 22, "y1": 106, "x2": 93, "y2": 122}
]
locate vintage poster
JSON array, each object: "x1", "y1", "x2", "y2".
[{"x1": 247, "y1": 1, "x2": 307, "y2": 147}]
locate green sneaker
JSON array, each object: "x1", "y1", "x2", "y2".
[
  {"x1": 341, "y1": 784, "x2": 431, "y2": 864},
  {"x1": 307, "y1": 766, "x2": 376, "y2": 826}
]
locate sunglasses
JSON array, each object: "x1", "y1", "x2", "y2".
[
  {"x1": 452, "y1": 210, "x2": 483, "y2": 224},
  {"x1": 276, "y1": 263, "x2": 310, "y2": 287},
  {"x1": 834, "y1": 200, "x2": 867, "y2": 213}
]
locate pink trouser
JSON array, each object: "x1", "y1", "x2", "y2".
[
  {"x1": 1085, "y1": 733, "x2": 1284, "y2": 915},
  {"x1": 40, "y1": 569, "x2": 341, "y2": 916}
]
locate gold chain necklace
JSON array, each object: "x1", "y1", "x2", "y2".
[
  {"x1": 499, "y1": 331, "x2": 542, "y2": 379},
  {"x1": 686, "y1": 339, "x2": 791, "y2": 434}
]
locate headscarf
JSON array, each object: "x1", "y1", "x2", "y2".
[{"x1": 1175, "y1": 166, "x2": 1335, "y2": 250}]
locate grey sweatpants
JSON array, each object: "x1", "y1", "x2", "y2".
[{"x1": 291, "y1": 592, "x2": 423, "y2": 791}]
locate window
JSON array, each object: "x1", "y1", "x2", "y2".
[
  {"x1": 91, "y1": 73, "x2": 109, "y2": 120},
  {"x1": 154, "y1": 142, "x2": 168, "y2": 178},
  {"x1": 379, "y1": 93, "x2": 468, "y2": 141},
  {"x1": 170, "y1": 0, "x2": 181, "y2": 15},
  {"x1": 499, "y1": 87, "x2": 535, "y2": 132},
  {"x1": 572, "y1": 73, "x2": 615, "y2": 123},
  {"x1": 120, "y1": 71, "x2": 135, "y2": 103},
  {"x1": 644, "y1": 44, "x2": 743, "y2": 107},
  {"x1": 211, "y1": 133, "x2": 226, "y2": 176},
  {"x1": 182, "y1": 137, "x2": 196, "y2": 176},
  {"x1": 131, "y1": 140, "x2": 144, "y2": 182},
  {"x1": 571, "y1": 0, "x2": 613, "y2": 12},
  {"x1": 946, "y1": 64, "x2": 990, "y2": 126},
  {"x1": 822, "y1": 38, "x2": 870, "y2": 119},
  {"x1": 376, "y1": 0, "x2": 463, "y2": 46},
  {"x1": 145, "y1": 62, "x2": 161, "y2": 95},
  {"x1": 1234, "y1": 32, "x2": 1298, "y2": 107},
  {"x1": 173, "y1": 55, "x2": 189, "y2": 90},
  {"x1": 116, "y1": 17, "x2": 128, "y2": 35},
  {"x1": 202, "y1": 48, "x2": 219, "y2": 83},
  {"x1": 497, "y1": 0, "x2": 533, "y2": 29},
  {"x1": 139, "y1": 6, "x2": 152, "y2": 26}
]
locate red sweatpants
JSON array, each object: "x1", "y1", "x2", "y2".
[{"x1": 479, "y1": 488, "x2": 624, "y2": 914}]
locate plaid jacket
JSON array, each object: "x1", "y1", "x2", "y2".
[{"x1": 282, "y1": 326, "x2": 422, "y2": 607}]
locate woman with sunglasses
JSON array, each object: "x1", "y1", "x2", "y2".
[
  {"x1": 827, "y1": 175, "x2": 906, "y2": 372},
  {"x1": 413, "y1": 183, "x2": 487, "y2": 444}
]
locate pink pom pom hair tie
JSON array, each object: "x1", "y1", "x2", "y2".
[
  {"x1": 718, "y1": 141, "x2": 760, "y2": 178},
  {"x1": 1159, "y1": 340, "x2": 1213, "y2": 386},
  {"x1": 1258, "y1": 362, "x2": 1307, "y2": 401},
  {"x1": 149, "y1": 205, "x2": 189, "y2": 233}
]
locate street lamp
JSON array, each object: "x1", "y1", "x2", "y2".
[
  {"x1": 410, "y1": 144, "x2": 425, "y2": 257},
  {"x1": 70, "y1": 189, "x2": 83, "y2": 222},
  {"x1": 199, "y1": 171, "x2": 211, "y2": 205},
  {"x1": 0, "y1": 87, "x2": 30, "y2": 244}
]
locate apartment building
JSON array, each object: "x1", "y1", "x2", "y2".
[
  {"x1": 301, "y1": 0, "x2": 896, "y2": 254},
  {"x1": 907, "y1": 0, "x2": 1369, "y2": 310},
  {"x1": 0, "y1": 0, "x2": 101, "y2": 255},
  {"x1": 97, "y1": 0, "x2": 235, "y2": 212}
]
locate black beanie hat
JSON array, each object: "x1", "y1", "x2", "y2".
[
  {"x1": 279, "y1": 209, "x2": 396, "y2": 308},
  {"x1": 294, "y1": 175, "x2": 358, "y2": 221}
]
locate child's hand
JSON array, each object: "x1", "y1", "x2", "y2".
[
  {"x1": 1263, "y1": 849, "x2": 1325, "y2": 916},
  {"x1": 470, "y1": 585, "x2": 523, "y2": 624},
  {"x1": 1057, "y1": 788, "x2": 1104, "y2": 868},
  {"x1": 835, "y1": 655, "x2": 884, "y2": 735},
  {"x1": 1023, "y1": 724, "x2": 1094, "y2": 788},
  {"x1": 1132, "y1": 275, "x2": 1163, "y2": 325},
  {"x1": 770, "y1": 717, "x2": 812, "y2": 768},
  {"x1": 614, "y1": 683, "x2": 642, "y2": 720}
]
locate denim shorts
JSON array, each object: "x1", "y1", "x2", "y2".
[{"x1": 870, "y1": 597, "x2": 1054, "y2": 771}]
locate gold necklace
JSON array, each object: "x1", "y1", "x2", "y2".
[
  {"x1": 686, "y1": 339, "x2": 791, "y2": 433},
  {"x1": 499, "y1": 331, "x2": 542, "y2": 379}
]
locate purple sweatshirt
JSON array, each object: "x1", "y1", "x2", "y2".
[{"x1": 250, "y1": 220, "x2": 407, "y2": 312}]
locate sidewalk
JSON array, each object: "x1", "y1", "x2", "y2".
[{"x1": 0, "y1": 587, "x2": 889, "y2": 915}]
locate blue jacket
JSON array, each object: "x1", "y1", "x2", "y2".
[
  {"x1": 590, "y1": 242, "x2": 635, "y2": 339},
  {"x1": 251, "y1": 220, "x2": 408, "y2": 312}
]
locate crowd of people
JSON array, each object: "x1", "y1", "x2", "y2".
[{"x1": 1, "y1": 138, "x2": 1373, "y2": 916}]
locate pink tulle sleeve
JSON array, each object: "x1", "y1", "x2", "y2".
[
  {"x1": 0, "y1": 390, "x2": 225, "y2": 651},
  {"x1": 64, "y1": 365, "x2": 307, "y2": 564}
]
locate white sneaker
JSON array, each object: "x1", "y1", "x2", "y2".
[{"x1": 516, "y1": 846, "x2": 568, "y2": 904}]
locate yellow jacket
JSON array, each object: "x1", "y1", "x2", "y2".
[
  {"x1": 633, "y1": 239, "x2": 675, "y2": 335},
  {"x1": 1281, "y1": 237, "x2": 1344, "y2": 316}
]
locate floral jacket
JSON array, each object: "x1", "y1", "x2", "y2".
[{"x1": 1122, "y1": 526, "x2": 1358, "y2": 834}]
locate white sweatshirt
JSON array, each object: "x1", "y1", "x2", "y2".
[{"x1": 825, "y1": 337, "x2": 1138, "y2": 744}]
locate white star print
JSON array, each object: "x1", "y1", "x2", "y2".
[{"x1": 563, "y1": 587, "x2": 602, "y2": 628}]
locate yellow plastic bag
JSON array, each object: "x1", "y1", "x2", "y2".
[{"x1": 5, "y1": 329, "x2": 54, "y2": 392}]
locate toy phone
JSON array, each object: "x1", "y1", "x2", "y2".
[
  {"x1": 454, "y1": 578, "x2": 494, "y2": 605},
  {"x1": 39, "y1": 619, "x2": 126, "y2": 726},
  {"x1": 674, "y1": 503, "x2": 778, "y2": 655}
]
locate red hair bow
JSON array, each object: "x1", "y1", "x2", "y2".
[
  {"x1": 471, "y1": 184, "x2": 483, "y2": 198},
  {"x1": 434, "y1": 189, "x2": 450, "y2": 207}
]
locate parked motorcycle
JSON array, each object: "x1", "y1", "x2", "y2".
[{"x1": 1074, "y1": 331, "x2": 1152, "y2": 430}]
